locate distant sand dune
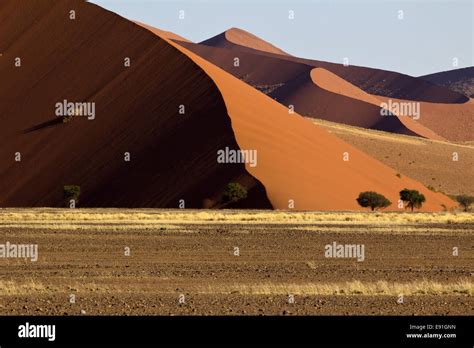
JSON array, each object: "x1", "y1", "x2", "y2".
[
  {"x1": 377, "y1": 96, "x2": 474, "y2": 142},
  {"x1": 310, "y1": 68, "x2": 447, "y2": 141},
  {"x1": 201, "y1": 27, "x2": 290, "y2": 56},
  {"x1": 177, "y1": 36, "x2": 471, "y2": 141}
]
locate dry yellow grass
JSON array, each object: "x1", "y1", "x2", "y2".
[
  {"x1": 312, "y1": 118, "x2": 429, "y2": 146},
  {"x1": 0, "y1": 223, "x2": 180, "y2": 231},
  {"x1": 205, "y1": 280, "x2": 473, "y2": 296},
  {"x1": 2, "y1": 279, "x2": 470, "y2": 296},
  {"x1": 312, "y1": 118, "x2": 474, "y2": 149},
  {"x1": 0, "y1": 280, "x2": 49, "y2": 296},
  {"x1": 0, "y1": 209, "x2": 472, "y2": 229}
]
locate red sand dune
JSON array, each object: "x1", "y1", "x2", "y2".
[
  {"x1": 271, "y1": 67, "x2": 424, "y2": 137},
  {"x1": 0, "y1": 0, "x2": 270, "y2": 208},
  {"x1": 179, "y1": 33, "x2": 468, "y2": 104},
  {"x1": 177, "y1": 35, "x2": 473, "y2": 141},
  {"x1": 377, "y1": 96, "x2": 474, "y2": 142},
  {"x1": 200, "y1": 27, "x2": 290, "y2": 56},
  {"x1": 181, "y1": 38, "x2": 451, "y2": 140},
  {"x1": 141, "y1": 24, "x2": 456, "y2": 211},
  {"x1": 310, "y1": 68, "x2": 447, "y2": 141}
]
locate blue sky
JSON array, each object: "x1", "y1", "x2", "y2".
[{"x1": 90, "y1": 0, "x2": 473, "y2": 76}]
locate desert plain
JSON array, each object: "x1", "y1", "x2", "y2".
[{"x1": 0, "y1": 209, "x2": 472, "y2": 316}]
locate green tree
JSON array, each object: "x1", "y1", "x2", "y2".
[
  {"x1": 456, "y1": 195, "x2": 474, "y2": 212},
  {"x1": 64, "y1": 185, "x2": 81, "y2": 206},
  {"x1": 222, "y1": 182, "x2": 247, "y2": 204},
  {"x1": 356, "y1": 191, "x2": 391, "y2": 211},
  {"x1": 399, "y1": 188, "x2": 426, "y2": 212}
]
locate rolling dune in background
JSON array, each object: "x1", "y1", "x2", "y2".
[
  {"x1": 376, "y1": 96, "x2": 474, "y2": 142},
  {"x1": 178, "y1": 34, "x2": 473, "y2": 141},
  {"x1": 310, "y1": 68, "x2": 447, "y2": 141},
  {"x1": 270, "y1": 67, "x2": 421, "y2": 137},
  {"x1": 181, "y1": 29, "x2": 469, "y2": 104}
]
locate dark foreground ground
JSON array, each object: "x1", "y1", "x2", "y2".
[{"x1": 0, "y1": 211, "x2": 472, "y2": 315}]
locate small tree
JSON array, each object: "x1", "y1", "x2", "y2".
[
  {"x1": 356, "y1": 191, "x2": 391, "y2": 211},
  {"x1": 64, "y1": 185, "x2": 81, "y2": 206},
  {"x1": 399, "y1": 188, "x2": 425, "y2": 212},
  {"x1": 456, "y1": 195, "x2": 474, "y2": 212},
  {"x1": 222, "y1": 182, "x2": 247, "y2": 204}
]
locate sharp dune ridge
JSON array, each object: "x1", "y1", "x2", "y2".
[{"x1": 134, "y1": 21, "x2": 191, "y2": 43}]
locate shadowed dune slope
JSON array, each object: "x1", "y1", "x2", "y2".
[
  {"x1": 200, "y1": 28, "x2": 290, "y2": 56},
  {"x1": 420, "y1": 67, "x2": 474, "y2": 98},
  {"x1": 142, "y1": 25, "x2": 457, "y2": 211},
  {"x1": 0, "y1": 0, "x2": 271, "y2": 208}
]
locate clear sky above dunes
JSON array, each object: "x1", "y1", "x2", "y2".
[{"x1": 90, "y1": 0, "x2": 473, "y2": 76}]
